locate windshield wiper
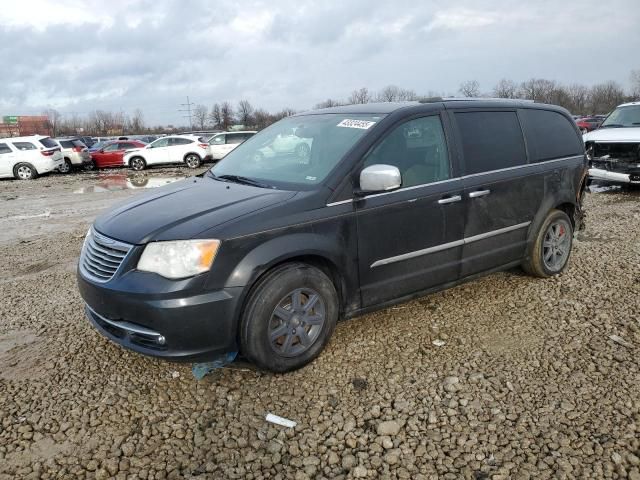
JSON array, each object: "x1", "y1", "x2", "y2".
[
  {"x1": 216, "y1": 174, "x2": 272, "y2": 188},
  {"x1": 600, "y1": 123, "x2": 624, "y2": 128}
]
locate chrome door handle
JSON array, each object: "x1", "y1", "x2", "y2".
[
  {"x1": 469, "y1": 189, "x2": 491, "y2": 198},
  {"x1": 438, "y1": 195, "x2": 462, "y2": 205}
]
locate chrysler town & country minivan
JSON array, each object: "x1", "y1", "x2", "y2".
[{"x1": 78, "y1": 100, "x2": 587, "y2": 372}]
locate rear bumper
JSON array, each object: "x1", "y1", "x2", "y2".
[
  {"x1": 589, "y1": 168, "x2": 640, "y2": 185},
  {"x1": 77, "y1": 271, "x2": 243, "y2": 362}
]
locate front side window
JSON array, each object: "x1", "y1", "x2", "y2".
[
  {"x1": 103, "y1": 143, "x2": 121, "y2": 152},
  {"x1": 212, "y1": 113, "x2": 385, "y2": 188},
  {"x1": 12, "y1": 142, "x2": 37, "y2": 151},
  {"x1": 0, "y1": 143, "x2": 12, "y2": 154},
  {"x1": 363, "y1": 116, "x2": 450, "y2": 187},
  {"x1": 600, "y1": 105, "x2": 640, "y2": 128},
  {"x1": 454, "y1": 111, "x2": 527, "y2": 175}
]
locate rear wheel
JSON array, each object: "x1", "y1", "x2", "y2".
[
  {"x1": 240, "y1": 263, "x2": 338, "y2": 372},
  {"x1": 184, "y1": 153, "x2": 202, "y2": 169},
  {"x1": 14, "y1": 163, "x2": 38, "y2": 180},
  {"x1": 58, "y1": 158, "x2": 72, "y2": 174},
  {"x1": 522, "y1": 209, "x2": 573, "y2": 278},
  {"x1": 129, "y1": 157, "x2": 146, "y2": 171}
]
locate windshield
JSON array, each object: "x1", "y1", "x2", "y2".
[
  {"x1": 211, "y1": 113, "x2": 385, "y2": 188},
  {"x1": 600, "y1": 105, "x2": 640, "y2": 128}
]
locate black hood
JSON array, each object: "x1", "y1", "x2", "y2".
[{"x1": 94, "y1": 176, "x2": 296, "y2": 244}]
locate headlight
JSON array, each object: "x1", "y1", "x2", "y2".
[{"x1": 137, "y1": 239, "x2": 220, "y2": 279}]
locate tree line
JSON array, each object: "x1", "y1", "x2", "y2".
[{"x1": 44, "y1": 69, "x2": 639, "y2": 136}]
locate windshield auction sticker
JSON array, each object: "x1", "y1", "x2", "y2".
[{"x1": 337, "y1": 119, "x2": 376, "y2": 130}]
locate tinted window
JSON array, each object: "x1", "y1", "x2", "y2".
[
  {"x1": 60, "y1": 140, "x2": 74, "y2": 148},
  {"x1": 170, "y1": 138, "x2": 193, "y2": 146},
  {"x1": 120, "y1": 142, "x2": 137, "y2": 149},
  {"x1": 226, "y1": 134, "x2": 246, "y2": 145},
  {"x1": 72, "y1": 140, "x2": 86, "y2": 148},
  {"x1": 39, "y1": 137, "x2": 58, "y2": 149},
  {"x1": 519, "y1": 109, "x2": 583, "y2": 162},
  {"x1": 0, "y1": 143, "x2": 12, "y2": 154},
  {"x1": 455, "y1": 111, "x2": 526, "y2": 174},
  {"x1": 12, "y1": 142, "x2": 37, "y2": 151},
  {"x1": 363, "y1": 115, "x2": 450, "y2": 187}
]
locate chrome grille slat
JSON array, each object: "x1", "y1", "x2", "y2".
[{"x1": 80, "y1": 229, "x2": 133, "y2": 283}]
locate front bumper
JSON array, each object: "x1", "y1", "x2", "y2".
[
  {"x1": 589, "y1": 168, "x2": 640, "y2": 185},
  {"x1": 78, "y1": 271, "x2": 243, "y2": 362}
]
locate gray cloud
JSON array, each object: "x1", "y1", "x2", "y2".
[{"x1": 1, "y1": 0, "x2": 638, "y2": 124}]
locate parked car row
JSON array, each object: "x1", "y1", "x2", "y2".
[{"x1": 0, "y1": 130, "x2": 257, "y2": 179}]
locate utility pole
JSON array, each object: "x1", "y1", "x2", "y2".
[{"x1": 178, "y1": 96, "x2": 195, "y2": 131}]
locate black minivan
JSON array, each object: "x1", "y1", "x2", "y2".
[{"x1": 78, "y1": 100, "x2": 587, "y2": 372}]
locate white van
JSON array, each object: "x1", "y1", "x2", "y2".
[{"x1": 0, "y1": 135, "x2": 64, "y2": 180}]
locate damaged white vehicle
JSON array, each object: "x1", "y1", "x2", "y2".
[{"x1": 584, "y1": 101, "x2": 640, "y2": 185}]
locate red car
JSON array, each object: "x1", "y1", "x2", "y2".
[
  {"x1": 90, "y1": 140, "x2": 147, "y2": 168},
  {"x1": 575, "y1": 117, "x2": 602, "y2": 134}
]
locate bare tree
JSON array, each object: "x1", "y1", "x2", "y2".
[
  {"x1": 237, "y1": 100, "x2": 254, "y2": 127},
  {"x1": 588, "y1": 81, "x2": 626, "y2": 114},
  {"x1": 376, "y1": 85, "x2": 401, "y2": 102},
  {"x1": 314, "y1": 99, "x2": 343, "y2": 109},
  {"x1": 273, "y1": 108, "x2": 296, "y2": 121},
  {"x1": 209, "y1": 104, "x2": 222, "y2": 129},
  {"x1": 459, "y1": 80, "x2": 480, "y2": 98},
  {"x1": 348, "y1": 87, "x2": 371, "y2": 104},
  {"x1": 398, "y1": 88, "x2": 418, "y2": 101},
  {"x1": 129, "y1": 109, "x2": 145, "y2": 133},
  {"x1": 43, "y1": 108, "x2": 61, "y2": 137},
  {"x1": 630, "y1": 69, "x2": 640, "y2": 99},
  {"x1": 252, "y1": 109, "x2": 273, "y2": 130},
  {"x1": 220, "y1": 101, "x2": 234, "y2": 130},
  {"x1": 192, "y1": 105, "x2": 208, "y2": 130},
  {"x1": 493, "y1": 79, "x2": 518, "y2": 98},
  {"x1": 565, "y1": 84, "x2": 589, "y2": 114},
  {"x1": 519, "y1": 78, "x2": 557, "y2": 103}
]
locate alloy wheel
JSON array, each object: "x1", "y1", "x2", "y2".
[
  {"x1": 542, "y1": 219, "x2": 571, "y2": 271},
  {"x1": 268, "y1": 288, "x2": 326, "y2": 358},
  {"x1": 131, "y1": 158, "x2": 144, "y2": 171},
  {"x1": 185, "y1": 154, "x2": 200, "y2": 168}
]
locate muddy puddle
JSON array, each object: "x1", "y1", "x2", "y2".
[{"x1": 74, "y1": 173, "x2": 187, "y2": 194}]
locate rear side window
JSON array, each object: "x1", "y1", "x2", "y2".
[
  {"x1": 454, "y1": 111, "x2": 527, "y2": 175},
  {"x1": 171, "y1": 138, "x2": 194, "y2": 146},
  {"x1": 39, "y1": 137, "x2": 58, "y2": 149},
  {"x1": 0, "y1": 143, "x2": 12, "y2": 154},
  {"x1": 519, "y1": 109, "x2": 583, "y2": 162},
  {"x1": 12, "y1": 142, "x2": 37, "y2": 151}
]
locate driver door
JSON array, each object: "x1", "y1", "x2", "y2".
[
  {"x1": 355, "y1": 114, "x2": 465, "y2": 307},
  {"x1": 145, "y1": 138, "x2": 170, "y2": 165}
]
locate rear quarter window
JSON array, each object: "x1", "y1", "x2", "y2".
[
  {"x1": 454, "y1": 111, "x2": 527, "y2": 175},
  {"x1": 0, "y1": 143, "x2": 12, "y2": 154},
  {"x1": 519, "y1": 109, "x2": 583, "y2": 162},
  {"x1": 12, "y1": 142, "x2": 37, "y2": 151}
]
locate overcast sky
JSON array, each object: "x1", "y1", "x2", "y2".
[{"x1": 1, "y1": 0, "x2": 638, "y2": 125}]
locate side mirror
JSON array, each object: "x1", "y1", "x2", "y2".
[{"x1": 357, "y1": 164, "x2": 401, "y2": 195}]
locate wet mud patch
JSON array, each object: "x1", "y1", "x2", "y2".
[{"x1": 0, "y1": 330, "x2": 51, "y2": 381}]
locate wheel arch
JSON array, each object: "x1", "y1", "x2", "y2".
[{"x1": 183, "y1": 151, "x2": 202, "y2": 161}]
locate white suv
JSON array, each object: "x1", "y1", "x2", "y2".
[
  {"x1": 53, "y1": 138, "x2": 92, "y2": 173},
  {"x1": 207, "y1": 131, "x2": 256, "y2": 160},
  {"x1": 123, "y1": 135, "x2": 210, "y2": 171},
  {"x1": 0, "y1": 135, "x2": 64, "y2": 180}
]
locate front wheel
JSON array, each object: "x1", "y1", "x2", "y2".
[
  {"x1": 184, "y1": 154, "x2": 202, "y2": 169},
  {"x1": 522, "y1": 209, "x2": 573, "y2": 278},
  {"x1": 129, "y1": 157, "x2": 146, "y2": 171},
  {"x1": 240, "y1": 263, "x2": 338, "y2": 372}
]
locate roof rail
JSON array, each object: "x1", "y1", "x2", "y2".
[{"x1": 419, "y1": 97, "x2": 535, "y2": 104}]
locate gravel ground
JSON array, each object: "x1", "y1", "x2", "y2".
[{"x1": 0, "y1": 170, "x2": 639, "y2": 479}]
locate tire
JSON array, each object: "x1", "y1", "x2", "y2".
[
  {"x1": 84, "y1": 161, "x2": 96, "y2": 171},
  {"x1": 58, "y1": 158, "x2": 72, "y2": 174},
  {"x1": 522, "y1": 209, "x2": 573, "y2": 278},
  {"x1": 129, "y1": 157, "x2": 146, "y2": 171},
  {"x1": 240, "y1": 263, "x2": 339, "y2": 372},
  {"x1": 14, "y1": 163, "x2": 38, "y2": 180},
  {"x1": 184, "y1": 153, "x2": 202, "y2": 169}
]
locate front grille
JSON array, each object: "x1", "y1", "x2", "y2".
[{"x1": 81, "y1": 229, "x2": 132, "y2": 282}]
